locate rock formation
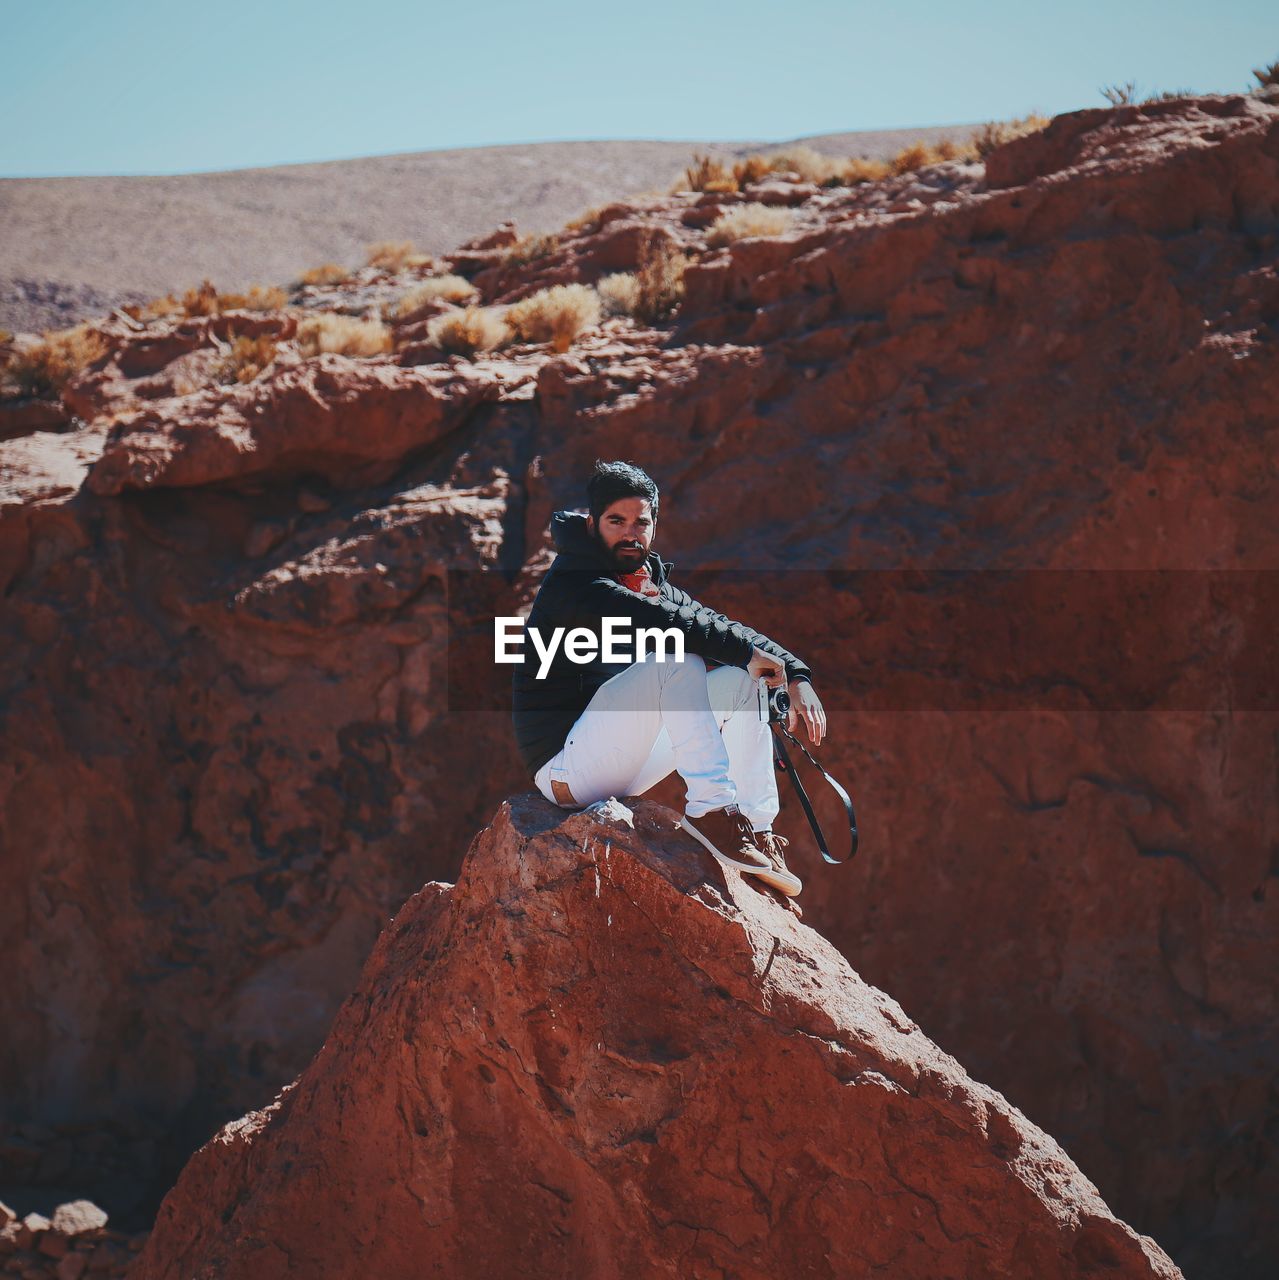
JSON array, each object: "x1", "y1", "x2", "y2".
[
  {"x1": 1, "y1": 92, "x2": 1275, "y2": 1275},
  {"x1": 132, "y1": 795, "x2": 1181, "y2": 1279}
]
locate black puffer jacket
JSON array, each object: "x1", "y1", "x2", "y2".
[{"x1": 511, "y1": 509, "x2": 812, "y2": 779}]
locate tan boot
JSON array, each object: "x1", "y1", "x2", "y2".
[{"x1": 680, "y1": 804, "x2": 773, "y2": 873}]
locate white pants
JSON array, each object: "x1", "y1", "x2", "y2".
[{"x1": 533, "y1": 651, "x2": 780, "y2": 830}]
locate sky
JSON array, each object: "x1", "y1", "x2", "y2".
[{"x1": 0, "y1": 0, "x2": 1273, "y2": 177}]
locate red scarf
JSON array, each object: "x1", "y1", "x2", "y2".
[{"x1": 617, "y1": 561, "x2": 661, "y2": 597}]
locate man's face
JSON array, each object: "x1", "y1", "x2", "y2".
[{"x1": 588, "y1": 497, "x2": 656, "y2": 573}]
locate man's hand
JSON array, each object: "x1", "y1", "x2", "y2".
[
  {"x1": 788, "y1": 681, "x2": 826, "y2": 746},
  {"x1": 747, "y1": 647, "x2": 786, "y2": 687}
]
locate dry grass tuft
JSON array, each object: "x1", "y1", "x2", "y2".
[
  {"x1": 759, "y1": 145, "x2": 842, "y2": 185},
  {"x1": 634, "y1": 235, "x2": 687, "y2": 322},
  {"x1": 296, "y1": 314, "x2": 392, "y2": 358},
  {"x1": 300, "y1": 262, "x2": 351, "y2": 286},
  {"x1": 970, "y1": 113, "x2": 1051, "y2": 157},
  {"x1": 597, "y1": 272, "x2": 642, "y2": 318},
  {"x1": 215, "y1": 334, "x2": 278, "y2": 384},
  {"x1": 683, "y1": 153, "x2": 737, "y2": 193},
  {"x1": 731, "y1": 155, "x2": 772, "y2": 188},
  {"x1": 392, "y1": 275, "x2": 478, "y2": 318},
  {"x1": 366, "y1": 241, "x2": 433, "y2": 272},
  {"x1": 839, "y1": 156, "x2": 893, "y2": 184},
  {"x1": 1254, "y1": 60, "x2": 1279, "y2": 88},
  {"x1": 505, "y1": 283, "x2": 602, "y2": 352},
  {"x1": 5, "y1": 323, "x2": 106, "y2": 397},
  {"x1": 504, "y1": 232, "x2": 560, "y2": 267},
  {"x1": 1101, "y1": 81, "x2": 1137, "y2": 106},
  {"x1": 170, "y1": 280, "x2": 286, "y2": 317},
  {"x1": 562, "y1": 204, "x2": 606, "y2": 234},
  {"x1": 706, "y1": 203, "x2": 794, "y2": 247},
  {"x1": 427, "y1": 306, "x2": 509, "y2": 356}
]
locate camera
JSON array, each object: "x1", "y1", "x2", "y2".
[{"x1": 757, "y1": 679, "x2": 791, "y2": 724}]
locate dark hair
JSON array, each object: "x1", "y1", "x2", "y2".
[{"x1": 586, "y1": 459, "x2": 659, "y2": 525}]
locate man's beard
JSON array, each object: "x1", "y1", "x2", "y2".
[{"x1": 593, "y1": 529, "x2": 646, "y2": 572}]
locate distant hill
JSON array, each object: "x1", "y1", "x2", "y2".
[{"x1": 0, "y1": 125, "x2": 979, "y2": 333}]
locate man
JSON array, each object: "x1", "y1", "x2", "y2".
[{"x1": 511, "y1": 459, "x2": 826, "y2": 902}]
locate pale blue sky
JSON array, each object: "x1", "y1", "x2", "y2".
[{"x1": 1, "y1": 0, "x2": 1273, "y2": 176}]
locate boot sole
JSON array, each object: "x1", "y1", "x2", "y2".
[
  {"x1": 679, "y1": 816, "x2": 773, "y2": 874},
  {"x1": 744, "y1": 862, "x2": 803, "y2": 897}
]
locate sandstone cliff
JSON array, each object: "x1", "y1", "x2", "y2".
[
  {"x1": 1, "y1": 92, "x2": 1276, "y2": 1276},
  {"x1": 132, "y1": 795, "x2": 1181, "y2": 1279}
]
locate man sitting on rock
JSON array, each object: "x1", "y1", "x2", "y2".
[{"x1": 511, "y1": 458, "x2": 826, "y2": 903}]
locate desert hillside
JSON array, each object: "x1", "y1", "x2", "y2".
[
  {"x1": 0, "y1": 125, "x2": 977, "y2": 334},
  {"x1": 2, "y1": 90, "x2": 1277, "y2": 1279}
]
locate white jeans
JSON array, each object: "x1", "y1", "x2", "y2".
[{"x1": 533, "y1": 651, "x2": 780, "y2": 830}]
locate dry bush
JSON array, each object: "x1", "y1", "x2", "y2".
[
  {"x1": 366, "y1": 240, "x2": 432, "y2": 272},
  {"x1": 1101, "y1": 81, "x2": 1137, "y2": 106},
  {"x1": 504, "y1": 232, "x2": 559, "y2": 267},
  {"x1": 296, "y1": 314, "x2": 392, "y2": 358},
  {"x1": 760, "y1": 145, "x2": 840, "y2": 185},
  {"x1": 634, "y1": 235, "x2": 687, "y2": 322},
  {"x1": 1141, "y1": 88, "x2": 1196, "y2": 103},
  {"x1": 562, "y1": 204, "x2": 606, "y2": 234},
  {"x1": 706, "y1": 203, "x2": 794, "y2": 247},
  {"x1": 683, "y1": 153, "x2": 737, "y2": 193},
  {"x1": 175, "y1": 279, "x2": 284, "y2": 316},
  {"x1": 300, "y1": 262, "x2": 350, "y2": 286},
  {"x1": 214, "y1": 334, "x2": 278, "y2": 384},
  {"x1": 839, "y1": 156, "x2": 893, "y2": 184},
  {"x1": 392, "y1": 275, "x2": 478, "y2": 318},
  {"x1": 240, "y1": 285, "x2": 286, "y2": 311},
  {"x1": 505, "y1": 283, "x2": 602, "y2": 352},
  {"x1": 889, "y1": 141, "x2": 938, "y2": 175},
  {"x1": 137, "y1": 293, "x2": 184, "y2": 320},
  {"x1": 6, "y1": 324, "x2": 106, "y2": 397},
  {"x1": 427, "y1": 306, "x2": 509, "y2": 356},
  {"x1": 597, "y1": 272, "x2": 642, "y2": 318},
  {"x1": 971, "y1": 113, "x2": 1051, "y2": 157},
  {"x1": 1254, "y1": 61, "x2": 1279, "y2": 88},
  {"x1": 732, "y1": 155, "x2": 772, "y2": 187}
]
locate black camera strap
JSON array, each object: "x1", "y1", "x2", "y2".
[{"x1": 769, "y1": 723, "x2": 858, "y2": 865}]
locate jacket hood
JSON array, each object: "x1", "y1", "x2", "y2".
[{"x1": 549, "y1": 509, "x2": 672, "y2": 585}]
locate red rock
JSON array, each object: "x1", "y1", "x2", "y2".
[
  {"x1": 1, "y1": 95, "x2": 1276, "y2": 1280},
  {"x1": 132, "y1": 796, "x2": 1180, "y2": 1280}
]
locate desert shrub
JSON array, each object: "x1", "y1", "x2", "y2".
[
  {"x1": 597, "y1": 272, "x2": 642, "y2": 318},
  {"x1": 240, "y1": 285, "x2": 287, "y2": 311},
  {"x1": 1101, "y1": 81, "x2": 1137, "y2": 106},
  {"x1": 427, "y1": 306, "x2": 509, "y2": 356},
  {"x1": 366, "y1": 240, "x2": 432, "y2": 272},
  {"x1": 214, "y1": 334, "x2": 278, "y2": 384},
  {"x1": 1254, "y1": 61, "x2": 1279, "y2": 88},
  {"x1": 296, "y1": 314, "x2": 392, "y2": 358},
  {"x1": 634, "y1": 234, "x2": 687, "y2": 322},
  {"x1": 175, "y1": 280, "x2": 284, "y2": 316},
  {"x1": 6, "y1": 324, "x2": 106, "y2": 397},
  {"x1": 889, "y1": 141, "x2": 937, "y2": 175},
  {"x1": 504, "y1": 232, "x2": 559, "y2": 267},
  {"x1": 505, "y1": 284, "x2": 601, "y2": 349},
  {"x1": 562, "y1": 204, "x2": 606, "y2": 234},
  {"x1": 971, "y1": 113, "x2": 1051, "y2": 157},
  {"x1": 731, "y1": 155, "x2": 771, "y2": 187},
  {"x1": 683, "y1": 153, "x2": 737, "y2": 193},
  {"x1": 706, "y1": 203, "x2": 794, "y2": 247},
  {"x1": 300, "y1": 262, "x2": 351, "y2": 286},
  {"x1": 504, "y1": 283, "x2": 602, "y2": 352},
  {"x1": 839, "y1": 156, "x2": 893, "y2": 184},
  {"x1": 759, "y1": 145, "x2": 840, "y2": 185},
  {"x1": 392, "y1": 275, "x2": 478, "y2": 318}
]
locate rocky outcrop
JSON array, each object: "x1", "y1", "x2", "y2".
[
  {"x1": 133, "y1": 795, "x2": 1181, "y2": 1279},
  {"x1": 1, "y1": 93, "x2": 1276, "y2": 1275}
]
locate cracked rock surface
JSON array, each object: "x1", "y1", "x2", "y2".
[{"x1": 133, "y1": 795, "x2": 1180, "y2": 1280}]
